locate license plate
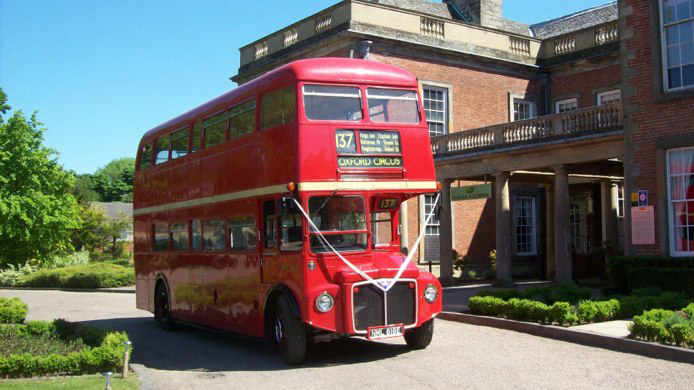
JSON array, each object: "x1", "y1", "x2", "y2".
[{"x1": 367, "y1": 324, "x2": 404, "y2": 340}]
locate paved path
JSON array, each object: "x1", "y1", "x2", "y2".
[{"x1": 2, "y1": 289, "x2": 693, "y2": 390}]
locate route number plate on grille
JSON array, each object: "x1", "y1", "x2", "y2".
[{"x1": 367, "y1": 324, "x2": 404, "y2": 340}]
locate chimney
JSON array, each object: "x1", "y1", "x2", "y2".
[{"x1": 449, "y1": 0, "x2": 503, "y2": 28}]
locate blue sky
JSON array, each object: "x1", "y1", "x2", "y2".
[{"x1": 1, "y1": 0, "x2": 611, "y2": 174}]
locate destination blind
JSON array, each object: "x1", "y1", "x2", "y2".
[{"x1": 335, "y1": 130, "x2": 403, "y2": 168}]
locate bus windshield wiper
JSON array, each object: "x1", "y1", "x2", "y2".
[{"x1": 311, "y1": 190, "x2": 338, "y2": 218}]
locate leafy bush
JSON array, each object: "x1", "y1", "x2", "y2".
[
  {"x1": 477, "y1": 288, "x2": 523, "y2": 301},
  {"x1": 0, "y1": 320, "x2": 130, "y2": 378},
  {"x1": 522, "y1": 287, "x2": 554, "y2": 304},
  {"x1": 631, "y1": 287, "x2": 663, "y2": 297},
  {"x1": 469, "y1": 296, "x2": 508, "y2": 317},
  {"x1": 42, "y1": 250, "x2": 90, "y2": 269},
  {"x1": 628, "y1": 268, "x2": 694, "y2": 297},
  {"x1": 606, "y1": 256, "x2": 694, "y2": 293},
  {"x1": 0, "y1": 262, "x2": 36, "y2": 287},
  {"x1": 629, "y1": 308, "x2": 694, "y2": 348},
  {"x1": 18, "y1": 263, "x2": 133, "y2": 288},
  {"x1": 555, "y1": 283, "x2": 593, "y2": 304},
  {"x1": 0, "y1": 297, "x2": 28, "y2": 324},
  {"x1": 684, "y1": 303, "x2": 694, "y2": 319}
]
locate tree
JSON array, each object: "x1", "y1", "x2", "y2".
[
  {"x1": 91, "y1": 157, "x2": 135, "y2": 202},
  {"x1": 71, "y1": 205, "x2": 129, "y2": 259},
  {"x1": 0, "y1": 89, "x2": 81, "y2": 266}
]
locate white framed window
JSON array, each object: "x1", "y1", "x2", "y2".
[
  {"x1": 660, "y1": 0, "x2": 694, "y2": 91},
  {"x1": 667, "y1": 147, "x2": 694, "y2": 255},
  {"x1": 423, "y1": 86, "x2": 448, "y2": 137},
  {"x1": 555, "y1": 98, "x2": 578, "y2": 113},
  {"x1": 597, "y1": 89, "x2": 622, "y2": 105},
  {"x1": 512, "y1": 98, "x2": 536, "y2": 121},
  {"x1": 513, "y1": 196, "x2": 536, "y2": 255},
  {"x1": 423, "y1": 194, "x2": 440, "y2": 236}
]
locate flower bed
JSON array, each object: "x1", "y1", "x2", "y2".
[
  {"x1": 0, "y1": 298, "x2": 131, "y2": 378},
  {"x1": 629, "y1": 304, "x2": 694, "y2": 348}
]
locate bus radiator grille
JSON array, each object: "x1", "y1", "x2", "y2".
[{"x1": 352, "y1": 282, "x2": 416, "y2": 331}]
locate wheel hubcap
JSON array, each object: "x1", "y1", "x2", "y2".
[{"x1": 274, "y1": 316, "x2": 283, "y2": 344}]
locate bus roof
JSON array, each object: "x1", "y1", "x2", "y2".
[{"x1": 140, "y1": 58, "x2": 419, "y2": 142}]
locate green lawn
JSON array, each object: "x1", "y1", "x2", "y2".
[{"x1": 0, "y1": 373, "x2": 138, "y2": 389}]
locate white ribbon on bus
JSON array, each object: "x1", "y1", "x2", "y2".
[{"x1": 290, "y1": 192, "x2": 440, "y2": 293}]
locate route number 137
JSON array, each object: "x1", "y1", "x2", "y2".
[{"x1": 335, "y1": 130, "x2": 356, "y2": 153}]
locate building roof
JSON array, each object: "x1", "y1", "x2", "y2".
[
  {"x1": 530, "y1": 2, "x2": 617, "y2": 39},
  {"x1": 92, "y1": 202, "x2": 133, "y2": 220},
  {"x1": 366, "y1": 0, "x2": 455, "y2": 19}
]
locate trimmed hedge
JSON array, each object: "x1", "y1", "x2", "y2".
[
  {"x1": 0, "y1": 298, "x2": 28, "y2": 324},
  {"x1": 606, "y1": 256, "x2": 694, "y2": 293},
  {"x1": 19, "y1": 263, "x2": 134, "y2": 288},
  {"x1": 477, "y1": 283, "x2": 593, "y2": 305},
  {"x1": 469, "y1": 291, "x2": 694, "y2": 326},
  {"x1": 0, "y1": 319, "x2": 130, "y2": 378},
  {"x1": 629, "y1": 305, "x2": 694, "y2": 349},
  {"x1": 628, "y1": 268, "x2": 694, "y2": 297}
]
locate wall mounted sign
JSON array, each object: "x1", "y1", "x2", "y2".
[
  {"x1": 631, "y1": 206, "x2": 655, "y2": 245},
  {"x1": 638, "y1": 190, "x2": 648, "y2": 206},
  {"x1": 451, "y1": 183, "x2": 492, "y2": 201}
]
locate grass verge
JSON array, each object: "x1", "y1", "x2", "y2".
[{"x1": 0, "y1": 372, "x2": 139, "y2": 389}]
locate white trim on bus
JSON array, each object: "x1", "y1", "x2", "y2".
[{"x1": 133, "y1": 180, "x2": 437, "y2": 216}]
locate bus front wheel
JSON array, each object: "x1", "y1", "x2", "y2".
[
  {"x1": 274, "y1": 295, "x2": 306, "y2": 365},
  {"x1": 154, "y1": 282, "x2": 176, "y2": 332},
  {"x1": 404, "y1": 319, "x2": 434, "y2": 349}
]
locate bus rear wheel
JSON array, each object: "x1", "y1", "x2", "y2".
[
  {"x1": 154, "y1": 282, "x2": 176, "y2": 332},
  {"x1": 404, "y1": 319, "x2": 434, "y2": 349},
  {"x1": 274, "y1": 295, "x2": 306, "y2": 365}
]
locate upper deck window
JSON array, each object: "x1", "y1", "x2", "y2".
[
  {"x1": 260, "y1": 87, "x2": 296, "y2": 129},
  {"x1": 155, "y1": 135, "x2": 169, "y2": 165},
  {"x1": 366, "y1": 88, "x2": 419, "y2": 124},
  {"x1": 204, "y1": 112, "x2": 227, "y2": 148},
  {"x1": 229, "y1": 100, "x2": 255, "y2": 140},
  {"x1": 170, "y1": 127, "x2": 189, "y2": 159},
  {"x1": 303, "y1": 85, "x2": 362, "y2": 121},
  {"x1": 139, "y1": 143, "x2": 152, "y2": 170}
]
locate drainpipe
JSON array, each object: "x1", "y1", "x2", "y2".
[{"x1": 357, "y1": 40, "x2": 373, "y2": 60}]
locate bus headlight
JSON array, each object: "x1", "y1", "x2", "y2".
[
  {"x1": 424, "y1": 284, "x2": 438, "y2": 303},
  {"x1": 315, "y1": 292, "x2": 334, "y2": 313}
]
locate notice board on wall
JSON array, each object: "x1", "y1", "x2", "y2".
[{"x1": 631, "y1": 206, "x2": 655, "y2": 245}]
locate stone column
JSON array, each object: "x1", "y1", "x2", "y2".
[
  {"x1": 544, "y1": 184, "x2": 556, "y2": 280},
  {"x1": 554, "y1": 165, "x2": 572, "y2": 282},
  {"x1": 438, "y1": 180, "x2": 454, "y2": 286},
  {"x1": 494, "y1": 172, "x2": 512, "y2": 286},
  {"x1": 600, "y1": 179, "x2": 618, "y2": 244},
  {"x1": 399, "y1": 201, "x2": 409, "y2": 253}
]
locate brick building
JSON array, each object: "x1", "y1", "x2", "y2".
[
  {"x1": 232, "y1": 0, "x2": 636, "y2": 285},
  {"x1": 620, "y1": 0, "x2": 694, "y2": 257}
]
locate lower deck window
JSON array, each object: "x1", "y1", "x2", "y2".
[
  {"x1": 153, "y1": 224, "x2": 169, "y2": 251},
  {"x1": 170, "y1": 223, "x2": 189, "y2": 250},
  {"x1": 203, "y1": 219, "x2": 225, "y2": 251},
  {"x1": 228, "y1": 216, "x2": 257, "y2": 251}
]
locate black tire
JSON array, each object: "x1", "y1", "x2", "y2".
[
  {"x1": 274, "y1": 295, "x2": 306, "y2": 365},
  {"x1": 404, "y1": 319, "x2": 434, "y2": 349},
  {"x1": 154, "y1": 282, "x2": 176, "y2": 331}
]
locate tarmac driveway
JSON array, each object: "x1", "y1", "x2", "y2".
[{"x1": 2, "y1": 289, "x2": 693, "y2": 390}]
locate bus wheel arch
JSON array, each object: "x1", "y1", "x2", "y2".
[
  {"x1": 154, "y1": 274, "x2": 176, "y2": 331},
  {"x1": 263, "y1": 285, "x2": 306, "y2": 364}
]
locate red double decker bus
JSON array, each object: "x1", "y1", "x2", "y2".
[{"x1": 133, "y1": 58, "x2": 442, "y2": 364}]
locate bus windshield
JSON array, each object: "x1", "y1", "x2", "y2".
[
  {"x1": 309, "y1": 195, "x2": 367, "y2": 253},
  {"x1": 366, "y1": 88, "x2": 419, "y2": 123},
  {"x1": 303, "y1": 85, "x2": 363, "y2": 121}
]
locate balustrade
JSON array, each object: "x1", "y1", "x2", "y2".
[{"x1": 432, "y1": 103, "x2": 622, "y2": 155}]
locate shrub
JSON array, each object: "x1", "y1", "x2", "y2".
[
  {"x1": 631, "y1": 287, "x2": 663, "y2": 297},
  {"x1": 0, "y1": 320, "x2": 130, "y2": 378},
  {"x1": 522, "y1": 287, "x2": 554, "y2": 304},
  {"x1": 18, "y1": 263, "x2": 133, "y2": 288},
  {"x1": 549, "y1": 302, "x2": 571, "y2": 324},
  {"x1": 657, "y1": 291, "x2": 690, "y2": 310},
  {"x1": 577, "y1": 301, "x2": 599, "y2": 323},
  {"x1": 669, "y1": 323, "x2": 693, "y2": 346},
  {"x1": 594, "y1": 299, "x2": 621, "y2": 322},
  {"x1": 555, "y1": 283, "x2": 593, "y2": 304},
  {"x1": 469, "y1": 296, "x2": 507, "y2": 317},
  {"x1": 606, "y1": 256, "x2": 694, "y2": 293},
  {"x1": 0, "y1": 297, "x2": 28, "y2": 324},
  {"x1": 477, "y1": 289, "x2": 522, "y2": 301},
  {"x1": 0, "y1": 262, "x2": 36, "y2": 287},
  {"x1": 684, "y1": 303, "x2": 694, "y2": 319},
  {"x1": 629, "y1": 268, "x2": 694, "y2": 297}
]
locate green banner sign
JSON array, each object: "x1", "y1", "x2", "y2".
[{"x1": 451, "y1": 183, "x2": 492, "y2": 201}]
